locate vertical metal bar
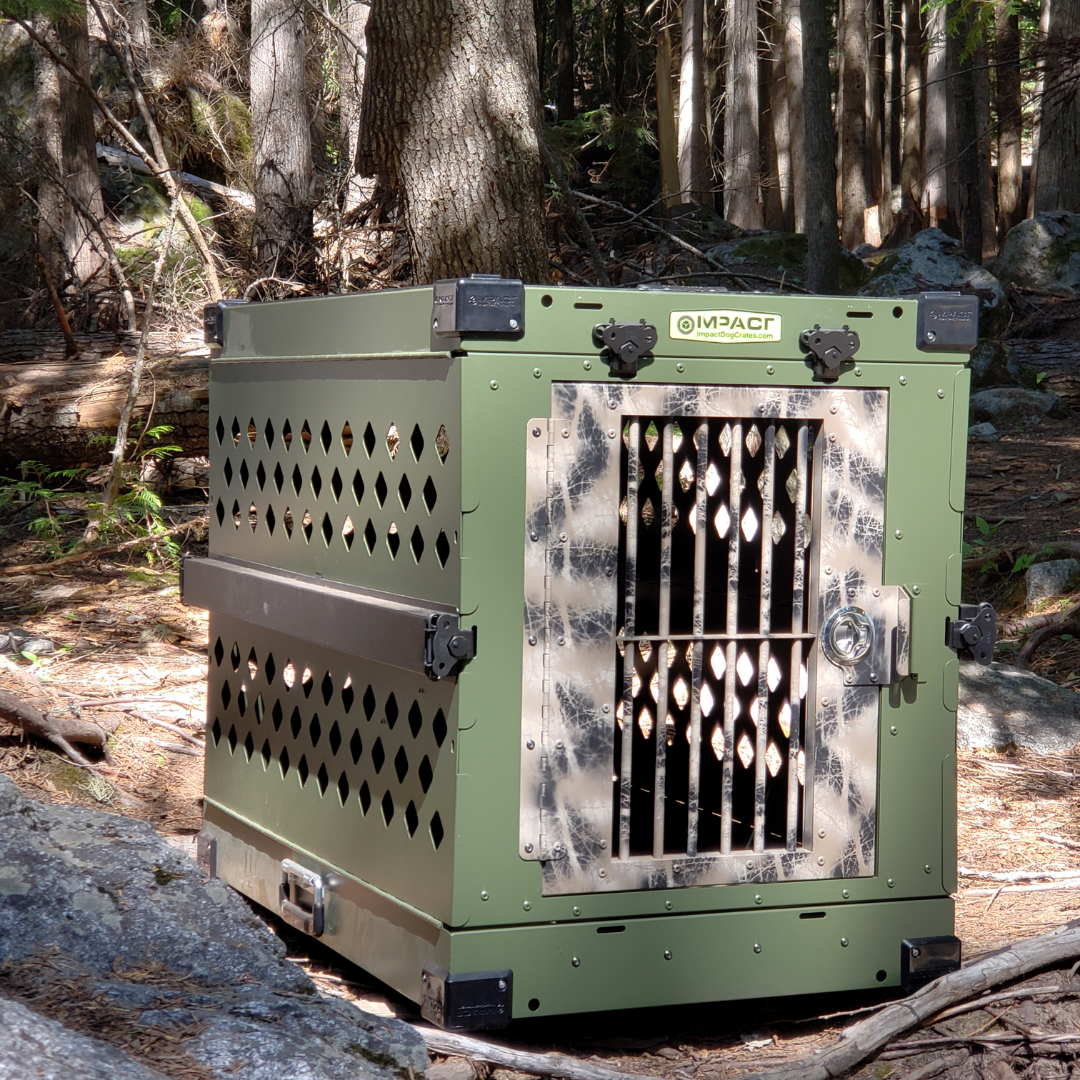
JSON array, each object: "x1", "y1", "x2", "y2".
[
  {"x1": 786, "y1": 423, "x2": 810, "y2": 851},
  {"x1": 619, "y1": 419, "x2": 640, "y2": 862},
  {"x1": 686, "y1": 421, "x2": 709, "y2": 857},
  {"x1": 720, "y1": 423, "x2": 742, "y2": 855},
  {"x1": 754, "y1": 425, "x2": 776, "y2": 853},
  {"x1": 652, "y1": 422, "x2": 674, "y2": 858}
]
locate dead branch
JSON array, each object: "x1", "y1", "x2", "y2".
[
  {"x1": 960, "y1": 880, "x2": 1080, "y2": 896},
  {"x1": 931, "y1": 984, "x2": 1072, "y2": 1023},
  {"x1": 891, "y1": 1049, "x2": 970, "y2": 1080},
  {"x1": 36, "y1": 254, "x2": 78, "y2": 356},
  {"x1": 149, "y1": 739, "x2": 200, "y2": 756},
  {"x1": 1039, "y1": 834, "x2": 1080, "y2": 850},
  {"x1": 999, "y1": 604, "x2": 1080, "y2": 638},
  {"x1": 959, "y1": 867, "x2": 1080, "y2": 882},
  {"x1": 541, "y1": 147, "x2": 613, "y2": 287},
  {"x1": 963, "y1": 542, "x2": 1080, "y2": 573},
  {"x1": 0, "y1": 688, "x2": 112, "y2": 766},
  {"x1": 126, "y1": 713, "x2": 203, "y2": 747},
  {"x1": 1015, "y1": 620, "x2": 1080, "y2": 670}
]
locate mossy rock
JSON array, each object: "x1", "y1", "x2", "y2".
[
  {"x1": 708, "y1": 232, "x2": 869, "y2": 292},
  {"x1": 995, "y1": 211, "x2": 1080, "y2": 293}
]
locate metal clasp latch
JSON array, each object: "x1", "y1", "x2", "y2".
[
  {"x1": 800, "y1": 325, "x2": 860, "y2": 381},
  {"x1": 279, "y1": 859, "x2": 325, "y2": 937},
  {"x1": 594, "y1": 319, "x2": 658, "y2": 376},
  {"x1": 946, "y1": 602, "x2": 996, "y2": 665},
  {"x1": 425, "y1": 614, "x2": 476, "y2": 680}
]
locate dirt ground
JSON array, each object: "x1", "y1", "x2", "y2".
[{"x1": 3, "y1": 388, "x2": 1080, "y2": 1078}]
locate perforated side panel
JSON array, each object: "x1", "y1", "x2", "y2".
[
  {"x1": 208, "y1": 358, "x2": 461, "y2": 607},
  {"x1": 205, "y1": 612, "x2": 457, "y2": 922}
]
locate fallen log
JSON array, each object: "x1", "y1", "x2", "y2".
[{"x1": 0, "y1": 688, "x2": 115, "y2": 765}]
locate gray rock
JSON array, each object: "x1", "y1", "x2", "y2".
[
  {"x1": 1026, "y1": 559, "x2": 1080, "y2": 604},
  {"x1": 968, "y1": 422, "x2": 1000, "y2": 442},
  {"x1": 969, "y1": 387, "x2": 1069, "y2": 424},
  {"x1": 0, "y1": 776, "x2": 428, "y2": 1080},
  {"x1": 994, "y1": 211, "x2": 1080, "y2": 293},
  {"x1": 0, "y1": 997, "x2": 170, "y2": 1080},
  {"x1": 858, "y1": 228, "x2": 1009, "y2": 337},
  {"x1": 705, "y1": 231, "x2": 869, "y2": 291},
  {"x1": 958, "y1": 662, "x2": 1080, "y2": 754},
  {"x1": 968, "y1": 339, "x2": 1033, "y2": 391}
]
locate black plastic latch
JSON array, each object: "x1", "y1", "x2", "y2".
[
  {"x1": 901, "y1": 936, "x2": 962, "y2": 994},
  {"x1": 420, "y1": 965, "x2": 513, "y2": 1030},
  {"x1": 202, "y1": 299, "x2": 247, "y2": 347},
  {"x1": 594, "y1": 318, "x2": 658, "y2": 376},
  {"x1": 917, "y1": 291, "x2": 979, "y2": 352},
  {"x1": 799, "y1": 325, "x2": 860, "y2": 381},
  {"x1": 425, "y1": 614, "x2": 476, "y2": 680},
  {"x1": 431, "y1": 275, "x2": 524, "y2": 336},
  {"x1": 945, "y1": 602, "x2": 996, "y2": 665}
]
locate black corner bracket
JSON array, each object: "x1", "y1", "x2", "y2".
[
  {"x1": 425, "y1": 614, "x2": 476, "y2": 680},
  {"x1": 594, "y1": 318, "x2": 658, "y2": 376},
  {"x1": 946, "y1": 602, "x2": 996, "y2": 666},
  {"x1": 421, "y1": 965, "x2": 513, "y2": 1030},
  {"x1": 800, "y1": 325, "x2": 860, "y2": 381},
  {"x1": 901, "y1": 936, "x2": 962, "y2": 994},
  {"x1": 432, "y1": 274, "x2": 524, "y2": 336}
]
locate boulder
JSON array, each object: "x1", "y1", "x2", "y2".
[
  {"x1": 858, "y1": 228, "x2": 1009, "y2": 337},
  {"x1": 706, "y1": 231, "x2": 870, "y2": 291},
  {"x1": 994, "y1": 211, "x2": 1080, "y2": 293},
  {"x1": 968, "y1": 339, "x2": 1034, "y2": 391},
  {"x1": 969, "y1": 387, "x2": 1069, "y2": 424},
  {"x1": 968, "y1": 422, "x2": 1000, "y2": 442},
  {"x1": 958, "y1": 662, "x2": 1080, "y2": 754},
  {"x1": 1026, "y1": 558, "x2": 1080, "y2": 605},
  {"x1": 0, "y1": 776, "x2": 428, "y2": 1080}
]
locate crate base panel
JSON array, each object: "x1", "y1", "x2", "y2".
[{"x1": 202, "y1": 806, "x2": 953, "y2": 1023}]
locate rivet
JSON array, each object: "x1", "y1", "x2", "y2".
[
  {"x1": 559, "y1": 531, "x2": 568, "y2": 542},
  {"x1": 924, "y1": 864, "x2": 932, "y2": 874},
  {"x1": 490, "y1": 380, "x2": 499, "y2": 390},
  {"x1": 847, "y1": 588, "x2": 857, "y2": 598},
  {"x1": 664, "y1": 950, "x2": 673, "y2": 960},
  {"x1": 557, "y1": 636, "x2": 566, "y2": 646},
  {"x1": 829, "y1": 432, "x2": 837, "y2": 443},
  {"x1": 899, "y1": 375, "x2": 907, "y2": 385},
  {"x1": 937, "y1": 388, "x2": 945, "y2": 398},
  {"x1": 841, "y1": 937, "x2": 849, "y2": 947},
  {"x1": 561, "y1": 428, "x2": 570, "y2": 438},
  {"x1": 676, "y1": 363, "x2": 685, "y2": 373},
  {"x1": 911, "y1": 584, "x2": 920, "y2": 594},
  {"x1": 873, "y1": 587, "x2": 880, "y2": 597},
  {"x1": 584, "y1": 360, "x2": 592, "y2": 370},
  {"x1": 818, "y1": 829, "x2": 826, "y2": 839},
  {"x1": 528, "y1": 635, "x2": 537, "y2": 646},
  {"x1": 523, "y1": 900, "x2": 531, "y2": 910},
  {"x1": 817, "y1": 857, "x2": 826, "y2": 866},
  {"x1": 854, "y1": 366, "x2": 863, "y2": 377},
  {"x1": 509, "y1": 319, "x2": 520, "y2": 330},
  {"x1": 830, "y1": 404, "x2": 838, "y2": 414},
  {"x1": 845, "y1": 673, "x2": 854, "y2": 685},
  {"x1": 498, "y1": 980, "x2": 507, "y2": 991},
  {"x1": 572, "y1": 957, "x2": 580, "y2": 967},
  {"x1": 609, "y1": 400, "x2": 618, "y2": 410},
  {"x1": 524, "y1": 843, "x2": 534, "y2": 853},
  {"x1": 673, "y1": 863, "x2": 682, "y2": 873},
  {"x1": 912, "y1": 946, "x2": 921, "y2": 957},
  {"x1": 747, "y1": 861, "x2": 754, "y2": 870},
  {"x1": 755, "y1": 894, "x2": 763, "y2": 905},
  {"x1": 824, "y1": 566, "x2": 833, "y2": 576},
  {"x1": 533, "y1": 368, "x2": 542, "y2": 379},
  {"x1": 665, "y1": 900, "x2": 673, "y2": 910},
  {"x1": 532, "y1": 426, "x2": 541, "y2": 437},
  {"x1": 480, "y1": 890, "x2": 489, "y2": 900},
  {"x1": 757, "y1": 403, "x2": 766, "y2": 413},
  {"x1": 870, "y1": 672, "x2": 878, "y2": 683},
  {"x1": 526, "y1": 739, "x2": 535, "y2": 750},
  {"x1": 600, "y1": 839, "x2": 608, "y2": 849},
  {"x1": 530, "y1": 532, "x2": 539, "y2": 541},
  {"x1": 888, "y1": 878, "x2": 895, "y2": 888},
  {"x1": 842, "y1": 889, "x2": 849, "y2": 899},
  {"x1": 573, "y1": 906, "x2": 581, "y2": 916},
  {"x1": 598, "y1": 868, "x2": 607, "y2": 877},
  {"x1": 608, "y1": 429, "x2": 617, "y2": 439},
  {"x1": 890, "y1": 726, "x2": 898, "y2": 736},
  {"x1": 926, "y1": 330, "x2": 937, "y2": 342},
  {"x1": 602, "y1": 704, "x2": 611, "y2": 714},
  {"x1": 766, "y1": 365, "x2": 775, "y2": 375},
  {"x1": 822, "y1": 698, "x2": 830, "y2": 707},
  {"x1": 894, "y1": 529, "x2": 903, "y2": 540},
  {"x1": 753, "y1": 944, "x2": 762, "y2": 954},
  {"x1": 555, "y1": 739, "x2": 564, "y2": 749}
]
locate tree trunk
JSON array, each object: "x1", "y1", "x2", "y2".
[
  {"x1": 840, "y1": 0, "x2": 868, "y2": 248},
  {"x1": 724, "y1": 0, "x2": 761, "y2": 228},
  {"x1": 31, "y1": 14, "x2": 66, "y2": 292},
  {"x1": 769, "y1": 0, "x2": 794, "y2": 230},
  {"x1": 339, "y1": 0, "x2": 375, "y2": 212},
  {"x1": 973, "y1": 37, "x2": 997, "y2": 259},
  {"x1": 886, "y1": 0, "x2": 901, "y2": 229},
  {"x1": 782, "y1": 0, "x2": 806, "y2": 232},
  {"x1": 899, "y1": 0, "x2": 922, "y2": 212},
  {"x1": 922, "y1": 1, "x2": 947, "y2": 225},
  {"x1": 554, "y1": 0, "x2": 574, "y2": 123},
  {"x1": 954, "y1": 9, "x2": 981, "y2": 262},
  {"x1": 358, "y1": 0, "x2": 548, "y2": 283},
  {"x1": 250, "y1": 0, "x2": 314, "y2": 280},
  {"x1": 128, "y1": 0, "x2": 152, "y2": 51},
  {"x1": 994, "y1": 4, "x2": 1023, "y2": 239},
  {"x1": 1027, "y1": 0, "x2": 1052, "y2": 218},
  {"x1": 679, "y1": 0, "x2": 710, "y2": 205},
  {"x1": 867, "y1": 0, "x2": 885, "y2": 231},
  {"x1": 1032, "y1": 0, "x2": 1080, "y2": 214},
  {"x1": 759, "y1": 2, "x2": 784, "y2": 228},
  {"x1": 656, "y1": 27, "x2": 681, "y2": 209},
  {"x1": 803, "y1": 0, "x2": 839, "y2": 292}
]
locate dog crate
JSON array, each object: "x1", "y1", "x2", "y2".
[{"x1": 184, "y1": 280, "x2": 993, "y2": 1029}]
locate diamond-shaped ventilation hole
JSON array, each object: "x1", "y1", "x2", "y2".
[
  {"x1": 330, "y1": 468, "x2": 343, "y2": 501},
  {"x1": 337, "y1": 772, "x2": 349, "y2": 805},
  {"x1": 227, "y1": 724, "x2": 237, "y2": 753},
  {"x1": 211, "y1": 718, "x2": 222, "y2": 745},
  {"x1": 372, "y1": 738, "x2": 386, "y2": 773},
  {"x1": 320, "y1": 420, "x2": 332, "y2": 454},
  {"x1": 374, "y1": 473, "x2": 387, "y2": 507},
  {"x1": 309, "y1": 714, "x2": 322, "y2": 747},
  {"x1": 273, "y1": 462, "x2": 285, "y2": 493},
  {"x1": 301, "y1": 667, "x2": 313, "y2": 697},
  {"x1": 231, "y1": 417, "x2": 241, "y2": 446},
  {"x1": 247, "y1": 417, "x2": 257, "y2": 447},
  {"x1": 405, "y1": 800, "x2": 419, "y2": 837},
  {"x1": 265, "y1": 654, "x2": 276, "y2": 684},
  {"x1": 283, "y1": 507, "x2": 294, "y2": 539},
  {"x1": 321, "y1": 671, "x2": 334, "y2": 706},
  {"x1": 239, "y1": 460, "x2": 249, "y2": 488},
  {"x1": 342, "y1": 516, "x2": 354, "y2": 549},
  {"x1": 300, "y1": 420, "x2": 312, "y2": 452},
  {"x1": 279, "y1": 746, "x2": 291, "y2": 777},
  {"x1": 243, "y1": 731, "x2": 255, "y2": 761},
  {"x1": 311, "y1": 466, "x2": 322, "y2": 499},
  {"x1": 254, "y1": 694, "x2": 264, "y2": 724},
  {"x1": 350, "y1": 729, "x2": 363, "y2": 764},
  {"x1": 385, "y1": 693, "x2": 399, "y2": 729},
  {"x1": 321, "y1": 513, "x2": 333, "y2": 547},
  {"x1": 248, "y1": 503, "x2": 258, "y2": 532},
  {"x1": 223, "y1": 459, "x2": 233, "y2": 486},
  {"x1": 215, "y1": 416, "x2": 225, "y2": 445},
  {"x1": 213, "y1": 638, "x2": 225, "y2": 666},
  {"x1": 341, "y1": 422, "x2": 353, "y2": 455},
  {"x1": 256, "y1": 462, "x2": 266, "y2": 490},
  {"x1": 398, "y1": 475, "x2": 412, "y2": 510},
  {"x1": 432, "y1": 708, "x2": 447, "y2": 747},
  {"x1": 261, "y1": 739, "x2": 272, "y2": 767},
  {"x1": 410, "y1": 425, "x2": 424, "y2": 461},
  {"x1": 290, "y1": 707, "x2": 302, "y2": 739},
  {"x1": 272, "y1": 701, "x2": 283, "y2": 730},
  {"x1": 358, "y1": 781, "x2": 371, "y2": 814},
  {"x1": 394, "y1": 746, "x2": 409, "y2": 783},
  {"x1": 363, "y1": 519, "x2": 377, "y2": 554},
  {"x1": 328, "y1": 721, "x2": 341, "y2": 755},
  {"x1": 352, "y1": 470, "x2": 364, "y2": 505},
  {"x1": 435, "y1": 530, "x2": 451, "y2": 567},
  {"x1": 363, "y1": 422, "x2": 376, "y2": 457},
  {"x1": 266, "y1": 505, "x2": 276, "y2": 535},
  {"x1": 408, "y1": 701, "x2": 423, "y2": 738},
  {"x1": 231, "y1": 500, "x2": 241, "y2": 529},
  {"x1": 282, "y1": 419, "x2": 293, "y2": 451},
  {"x1": 302, "y1": 510, "x2": 313, "y2": 542},
  {"x1": 430, "y1": 811, "x2": 445, "y2": 849},
  {"x1": 264, "y1": 418, "x2": 275, "y2": 449},
  {"x1": 283, "y1": 660, "x2": 295, "y2": 688},
  {"x1": 215, "y1": 500, "x2": 225, "y2": 526},
  {"x1": 422, "y1": 477, "x2": 437, "y2": 513},
  {"x1": 221, "y1": 681, "x2": 232, "y2": 709},
  {"x1": 317, "y1": 762, "x2": 329, "y2": 795},
  {"x1": 291, "y1": 464, "x2": 303, "y2": 494},
  {"x1": 381, "y1": 790, "x2": 395, "y2": 826},
  {"x1": 436, "y1": 425, "x2": 450, "y2": 463},
  {"x1": 418, "y1": 755, "x2": 433, "y2": 793},
  {"x1": 386, "y1": 423, "x2": 400, "y2": 460},
  {"x1": 362, "y1": 685, "x2": 376, "y2": 720},
  {"x1": 410, "y1": 526, "x2": 424, "y2": 563},
  {"x1": 236, "y1": 687, "x2": 247, "y2": 717},
  {"x1": 387, "y1": 523, "x2": 400, "y2": 559},
  {"x1": 342, "y1": 678, "x2": 354, "y2": 713},
  {"x1": 232, "y1": 644, "x2": 243, "y2": 670},
  {"x1": 297, "y1": 755, "x2": 309, "y2": 786}
]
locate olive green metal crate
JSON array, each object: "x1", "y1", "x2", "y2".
[{"x1": 184, "y1": 280, "x2": 990, "y2": 1029}]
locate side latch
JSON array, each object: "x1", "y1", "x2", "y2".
[
  {"x1": 946, "y1": 602, "x2": 996, "y2": 665},
  {"x1": 800, "y1": 325, "x2": 860, "y2": 381},
  {"x1": 279, "y1": 859, "x2": 325, "y2": 937},
  {"x1": 425, "y1": 614, "x2": 477, "y2": 680},
  {"x1": 594, "y1": 318, "x2": 658, "y2": 376}
]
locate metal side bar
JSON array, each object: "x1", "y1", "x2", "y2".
[
  {"x1": 619, "y1": 419, "x2": 640, "y2": 862},
  {"x1": 653, "y1": 421, "x2": 675, "y2": 859},
  {"x1": 686, "y1": 422, "x2": 709, "y2": 857},
  {"x1": 720, "y1": 422, "x2": 743, "y2": 856}
]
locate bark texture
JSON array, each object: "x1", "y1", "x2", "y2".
[
  {"x1": 782, "y1": 0, "x2": 806, "y2": 232},
  {"x1": 340, "y1": 0, "x2": 374, "y2": 211},
  {"x1": 840, "y1": 0, "x2": 868, "y2": 249},
  {"x1": 555, "y1": 0, "x2": 575, "y2": 122},
  {"x1": 899, "y1": 0, "x2": 922, "y2": 211},
  {"x1": 1033, "y1": 0, "x2": 1080, "y2": 214},
  {"x1": 724, "y1": 0, "x2": 761, "y2": 228},
  {"x1": 250, "y1": 0, "x2": 314, "y2": 279},
  {"x1": 922, "y1": 2, "x2": 947, "y2": 223},
  {"x1": 994, "y1": 5, "x2": 1023, "y2": 238},
  {"x1": 678, "y1": 0, "x2": 710, "y2": 205},
  {"x1": 359, "y1": 0, "x2": 548, "y2": 283}
]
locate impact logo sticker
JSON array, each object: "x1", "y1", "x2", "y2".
[{"x1": 669, "y1": 309, "x2": 782, "y2": 343}]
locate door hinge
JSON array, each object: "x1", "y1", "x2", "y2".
[
  {"x1": 425, "y1": 614, "x2": 477, "y2": 680},
  {"x1": 945, "y1": 602, "x2": 996, "y2": 665}
]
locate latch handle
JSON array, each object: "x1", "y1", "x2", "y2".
[
  {"x1": 425, "y1": 614, "x2": 477, "y2": 680},
  {"x1": 800, "y1": 325, "x2": 860, "y2": 381},
  {"x1": 946, "y1": 603, "x2": 996, "y2": 665},
  {"x1": 279, "y1": 859, "x2": 325, "y2": 937},
  {"x1": 594, "y1": 319, "x2": 658, "y2": 376}
]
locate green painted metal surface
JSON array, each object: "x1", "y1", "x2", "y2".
[{"x1": 197, "y1": 283, "x2": 974, "y2": 1021}]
